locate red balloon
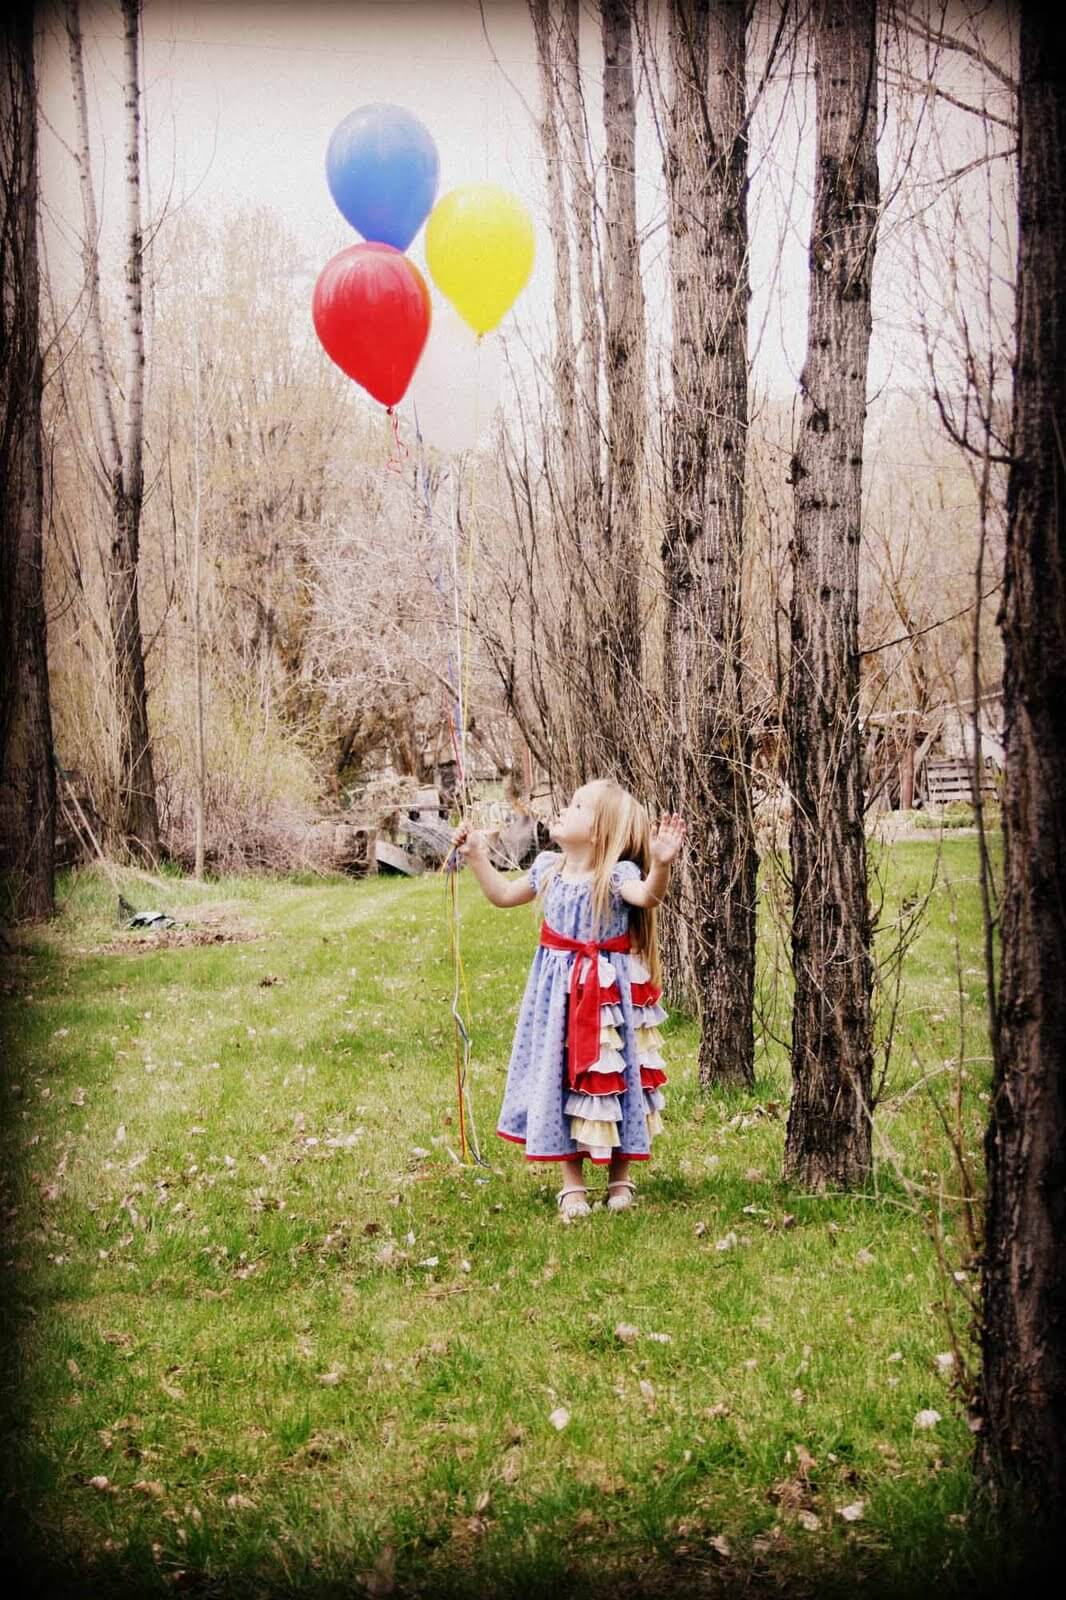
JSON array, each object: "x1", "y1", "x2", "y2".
[{"x1": 312, "y1": 242, "x2": 431, "y2": 409}]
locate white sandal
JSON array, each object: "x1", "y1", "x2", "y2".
[
  {"x1": 557, "y1": 1185, "x2": 591, "y2": 1221},
  {"x1": 606, "y1": 1179, "x2": 636, "y2": 1213}
]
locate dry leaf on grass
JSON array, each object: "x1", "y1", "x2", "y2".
[
  {"x1": 548, "y1": 1407, "x2": 570, "y2": 1431},
  {"x1": 838, "y1": 1500, "x2": 865, "y2": 1521},
  {"x1": 769, "y1": 1476, "x2": 809, "y2": 1512}
]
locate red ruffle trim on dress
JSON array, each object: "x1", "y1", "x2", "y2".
[
  {"x1": 571, "y1": 1069, "x2": 627, "y2": 1096},
  {"x1": 640, "y1": 1065, "x2": 667, "y2": 1089},
  {"x1": 631, "y1": 980, "x2": 663, "y2": 1007}
]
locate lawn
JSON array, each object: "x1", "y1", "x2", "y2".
[{"x1": 0, "y1": 840, "x2": 1014, "y2": 1598}]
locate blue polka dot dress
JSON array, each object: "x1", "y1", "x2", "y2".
[{"x1": 496, "y1": 851, "x2": 668, "y2": 1166}]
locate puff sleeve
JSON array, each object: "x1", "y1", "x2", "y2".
[
  {"x1": 528, "y1": 850, "x2": 561, "y2": 894},
  {"x1": 609, "y1": 859, "x2": 642, "y2": 896}
]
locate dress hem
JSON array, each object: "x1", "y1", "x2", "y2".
[{"x1": 496, "y1": 1129, "x2": 651, "y2": 1164}]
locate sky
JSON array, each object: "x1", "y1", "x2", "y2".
[{"x1": 36, "y1": 0, "x2": 1018, "y2": 419}]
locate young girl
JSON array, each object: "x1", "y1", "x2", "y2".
[{"x1": 455, "y1": 779, "x2": 685, "y2": 1220}]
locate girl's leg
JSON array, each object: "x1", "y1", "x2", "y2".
[
  {"x1": 606, "y1": 1153, "x2": 635, "y2": 1211},
  {"x1": 557, "y1": 1156, "x2": 590, "y2": 1219}
]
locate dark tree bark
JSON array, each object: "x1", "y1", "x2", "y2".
[
  {"x1": 0, "y1": 1, "x2": 55, "y2": 920},
  {"x1": 662, "y1": 0, "x2": 756, "y2": 1083},
  {"x1": 784, "y1": 0, "x2": 878, "y2": 1188},
  {"x1": 977, "y1": 7, "x2": 1066, "y2": 1547}
]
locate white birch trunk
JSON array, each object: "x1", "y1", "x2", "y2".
[
  {"x1": 65, "y1": 0, "x2": 159, "y2": 860},
  {"x1": 65, "y1": 0, "x2": 121, "y2": 483}
]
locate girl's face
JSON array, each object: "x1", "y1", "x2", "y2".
[{"x1": 550, "y1": 783, "x2": 601, "y2": 849}]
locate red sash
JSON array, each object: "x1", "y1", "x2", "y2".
[{"x1": 539, "y1": 922, "x2": 631, "y2": 1087}]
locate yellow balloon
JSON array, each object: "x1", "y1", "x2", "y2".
[{"x1": 425, "y1": 183, "x2": 535, "y2": 336}]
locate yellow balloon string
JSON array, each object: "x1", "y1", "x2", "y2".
[{"x1": 441, "y1": 451, "x2": 482, "y2": 1166}]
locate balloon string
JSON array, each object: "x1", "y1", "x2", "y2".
[{"x1": 384, "y1": 407, "x2": 409, "y2": 475}]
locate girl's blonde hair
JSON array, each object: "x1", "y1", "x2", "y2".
[{"x1": 539, "y1": 777, "x2": 662, "y2": 987}]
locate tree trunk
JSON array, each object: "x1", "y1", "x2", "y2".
[
  {"x1": 531, "y1": 0, "x2": 577, "y2": 489},
  {"x1": 529, "y1": 0, "x2": 592, "y2": 792},
  {"x1": 66, "y1": 0, "x2": 159, "y2": 861},
  {"x1": 977, "y1": 7, "x2": 1066, "y2": 1547},
  {"x1": 0, "y1": 1, "x2": 55, "y2": 920},
  {"x1": 784, "y1": 0, "x2": 878, "y2": 1189},
  {"x1": 558, "y1": 0, "x2": 601, "y2": 511},
  {"x1": 662, "y1": 0, "x2": 756, "y2": 1081},
  {"x1": 191, "y1": 335, "x2": 207, "y2": 880},
  {"x1": 600, "y1": 0, "x2": 646, "y2": 785}
]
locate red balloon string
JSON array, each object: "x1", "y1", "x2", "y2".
[{"x1": 385, "y1": 407, "x2": 409, "y2": 475}]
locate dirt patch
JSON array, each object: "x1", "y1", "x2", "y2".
[
  {"x1": 95, "y1": 922, "x2": 268, "y2": 955},
  {"x1": 93, "y1": 902, "x2": 268, "y2": 955},
  {"x1": 867, "y1": 812, "x2": 981, "y2": 844}
]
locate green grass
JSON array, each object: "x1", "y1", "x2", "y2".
[{"x1": 0, "y1": 843, "x2": 1018, "y2": 1598}]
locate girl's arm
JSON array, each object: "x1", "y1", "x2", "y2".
[
  {"x1": 454, "y1": 824, "x2": 537, "y2": 908},
  {"x1": 619, "y1": 814, "x2": 687, "y2": 908}
]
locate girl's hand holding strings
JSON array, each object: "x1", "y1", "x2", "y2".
[
  {"x1": 649, "y1": 813, "x2": 687, "y2": 866},
  {"x1": 453, "y1": 821, "x2": 489, "y2": 862}
]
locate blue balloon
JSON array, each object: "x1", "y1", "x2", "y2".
[{"x1": 326, "y1": 104, "x2": 440, "y2": 252}]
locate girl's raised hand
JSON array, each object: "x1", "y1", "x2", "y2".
[
  {"x1": 453, "y1": 821, "x2": 488, "y2": 861},
  {"x1": 650, "y1": 813, "x2": 687, "y2": 866}
]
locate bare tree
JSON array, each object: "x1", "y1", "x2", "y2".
[
  {"x1": 65, "y1": 0, "x2": 158, "y2": 860},
  {"x1": 600, "y1": 0, "x2": 647, "y2": 781},
  {"x1": 784, "y1": 0, "x2": 879, "y2": 1188},
  {"x1": 660, "y1": 0, "x2": 757, "y2": 1085},
  {"x1": 0, "y1": 0, "x2": 55, "y2": 919},
  {"x1": 978, "y1": 3, "x2": 1066, "y2": 1548},
  {"x1": 483, "y1": 1, "x2": 649, "y2": 804}
]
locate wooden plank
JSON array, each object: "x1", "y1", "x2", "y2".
[
  {"x1": 374, "y1": 840, "x2": 423, "y2": 876},
  {"x1": 925, "y1": 757, "x2": 998, "y2": 805}
]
